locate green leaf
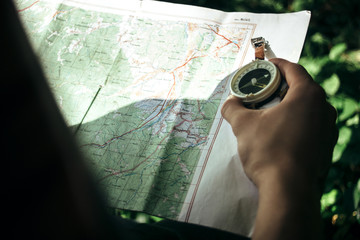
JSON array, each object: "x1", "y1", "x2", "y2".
[
  {"x1": 333, "y1": 144, "x2": 345, "y2": 163},
  {"x1": 338, "y1": 126, "x2": 352, "y2": 145},
  {"x1": 329, "y1": 43, "x2": 347, "y2": 61},
  {"x1": 311, "y1": 32, "x2": 327, "y2": 45},
  {"x1": 321, "y1": 189, "x2": 340, "y2": 212},
  {"x1": 321, "y1": 73, "x2": 340, "y2": 96},
  {"x1": 354, "y1": 179, "x2": 360, "y2": 209},
  {"x1": 329, "y1": 96, "x2": 344, "y2": 110},
  {"x1": 150, "y1": 215, "x2": 163, "y2": 222},
  {"x1": 135, "y1": 213, "x2": 150, "y2": 223},
  {"x1": 299, "y1": 56, "x2": 329, "y2": 79},
  {"x1": 333, "y1": 126, "x2": 352, "y2": 162},
  {"x1": 342, "y1": 49, "x2": 360, "y2": 68},
  {"x1": 339, "y1": 98, "x2": 359, "y2": 121},
  {"x1": 291, "y1": 0, "x2": 306, "y2": 11},
  {"x1": 346, "y1": 114, "x2": 359, "y2": 126}
]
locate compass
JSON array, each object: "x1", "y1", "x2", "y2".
[
  {"x1": 229, "y1": 37, "x2": 287, "y2": 108},
  {"x1": 230, "y1": 59, "x2": 281, "y2": 104}
]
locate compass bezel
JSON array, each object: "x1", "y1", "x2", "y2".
[{"x1": 230, "y1": 60, "x2": 281, "y2": 104}]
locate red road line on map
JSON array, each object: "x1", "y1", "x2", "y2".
[
  {"x1": 108, "y1": 47, "x2": 213, "y2": 131},
  {"x1": 85, "y1": 95, "x2": 172, "y2": 148},
  {"x1": 165, "y1": 54, "x2": 203, "y2": 106},
  {"x1": 52, "y1": 10, "x2": 68, "y2": 19},
  {"x1": 84, "y1": 27, "x2": 242, "y2": 174},
  {"x1": 197, "y1": 100, "x2": 206, "y2": 119},
  {"x1": 92, "y1": 99, "x2": 204, "y2": 181},
  {"x1": 218, "y1": 41, "x2": 232, "y2": 48},
  {"x1": 18, "y1": 0, "x2": 40, "y2": 12},
  {"x1": 138, "y1": 71, "x2": 177, "y2": 125},
  {"x1": 183, "y1": 30, "x2": 257, "y2": 220},
  {"x1": 173, "y1": 55, "x2": 205, "y2": 72},
  {"x1": 166, "y1": 72, "x2": 176, "y2": 99},
  {"x1": 84, "y1": 52, "x2": 212, "y2": 148},
  {"x1": 83, "y1": 95, "x2": 175, "y2": 149},
  {"x1": 207, "y1": 25, "x2": 240, "y2": 49}
]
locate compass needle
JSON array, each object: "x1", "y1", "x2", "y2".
[
  {"x1": 255, "y1": 83, "x2": 267, "y2": 88},
  {"x1": 238, "y1": 81, "x2": 253, "y2": 90}
]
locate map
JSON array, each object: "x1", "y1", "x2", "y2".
[{"x1": 16, "y1": 0, "x2": 256, "y2": 219}]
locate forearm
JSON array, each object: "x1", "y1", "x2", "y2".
[
  {"x1": 252, "y1": 165, "x2": 323, "y2": 240},
  {"x1": 221, "y1": 59, "x2": 337, "y2": 240}
]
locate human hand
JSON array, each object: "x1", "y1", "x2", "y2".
[
  {"x1": 221, "y1": 58, "x2": 338, "y2": 189},
  {"x1": 221, "y1": 58, "x2": 338, "y2": 240}
]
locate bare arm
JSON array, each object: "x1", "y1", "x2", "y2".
[{"x1": 221, "y1": 58, "x2": 338, "y2": 240}]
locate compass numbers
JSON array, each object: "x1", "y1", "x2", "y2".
[{"x1": 230, "y1": 60, "x2": 281, "y2": 104}]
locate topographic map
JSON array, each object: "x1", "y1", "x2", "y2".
[{"x1": 16, "y1": 0, "x2": 256, "y2": 219}]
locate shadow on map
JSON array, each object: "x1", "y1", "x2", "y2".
[{"x1": 69, "y1": 77, "x2": 230, "y2": 218}]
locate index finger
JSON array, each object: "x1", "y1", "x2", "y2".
[
  {"x1": 270, "y1": 58, "x2": 320, "y2": 102},
  {"x1": 221, "y1": 95, "x2": 249, "y2": 125},
  {"x1": 221, "y1": 95, "x2": 258, "y2": 135},
  {"x1": 270, "y1": 58, "x2": 313, "y2": 88}
]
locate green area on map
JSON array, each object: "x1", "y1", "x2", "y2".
[{"x1": 16, "y1": 0, "x2": 253, "y2": 218}]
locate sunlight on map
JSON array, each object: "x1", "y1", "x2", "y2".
[{"x1": 15, "y1": 0, "x2": 254, "y2": 219}]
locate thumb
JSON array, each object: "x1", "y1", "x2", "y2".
[{"x1": 221, "y1": 95, "x2": 252, "y2": 128}]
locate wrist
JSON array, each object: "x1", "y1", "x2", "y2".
[
  {"x1": 252, "y1": 162, "x2": 323, "y2": 240},
  {"x1": 249, "y1": 150, "x2": 319, "y2": 189},
  {"x1": 257, "y1": 165, "x2": 322, "y2": 205}
]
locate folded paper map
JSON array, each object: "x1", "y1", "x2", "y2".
[{"x1": 15, "y1": 0, "x2": 310, "y2": 236}]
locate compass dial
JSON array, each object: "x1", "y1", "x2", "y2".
[
  {"x1": 238, "y1": 68, "x2": 271, "y2": 94},
  {"x1": 230, "y1": 60, "x2": 280, "y2": 104}
]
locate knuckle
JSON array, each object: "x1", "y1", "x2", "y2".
[
  {"x1": 298, "y1": 64, "x2": 311, "y2": 76},
  {"x1": 306, "y1": 82, "x2": 327, "y2": 102},
  {"x1": 291, "y1": 63, "x2": 313, "y2": 80},
  {"x1": 294, "y1": 63, "x2": 307, "y2": 73}
]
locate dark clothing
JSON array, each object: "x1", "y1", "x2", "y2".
[{"x1": 1, "y1": 1, "x2": 249, "y2": 239}]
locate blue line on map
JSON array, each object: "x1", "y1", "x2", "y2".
[
  {"x1": 124, "y1": 172, "x2": 137, "y2": 177},
  {"x1": 138, "y1": 100, "x2": 177, "y2": 131},
  {"x1": 159, "y1": 140, "x2": 207, "y2": 160}
]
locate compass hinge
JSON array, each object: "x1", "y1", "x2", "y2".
[{"x1": 251, "y1": 37, "x2": 267, "y2": 60}]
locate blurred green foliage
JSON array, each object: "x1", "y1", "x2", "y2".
[
  {"x1": 120, "y1": 0, "x2": 360, "y2": 239},
  {"x1": 109, "y1": 208, "x2": 163, "y2": 224}
]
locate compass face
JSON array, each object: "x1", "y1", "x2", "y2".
[
  {"x1": 230, "y1": 60, "x2": 280, "y2": 104},
  {"x1": 238, "y1": 68, "x2": 271, "y2": 94}
]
